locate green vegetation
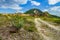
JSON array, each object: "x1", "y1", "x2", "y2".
[
  {"x1": 40, "y1": 16, "x2": 60, "y2": 24},
  {"x1": 0, "y1": 8, "x2": 60, "y2": 40},
  {"x1": 23, "y1": 18, "x2": 37, "y2": 32},
  {"x1": 24, "y1": 8, "x2": 43, "y2": 15},
  {"x1": 0, "y1": 37, "x2": 2, "y2": 40},
  {"x1": 0, "y1": 14, "x2": 37, "y2": 32},
  {"x1": 0, "y1": 8, "x2": 60, "y2": 32}
]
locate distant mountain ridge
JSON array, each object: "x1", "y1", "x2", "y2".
[
  {"x1": 24, "y1": 8, "x2": 43, "y2": 14},
  {"x1": 24, "y1": 8, "x2": 60, "y2": 18}
]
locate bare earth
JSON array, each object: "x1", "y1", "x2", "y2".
[{"x1": 34, "y1": 18, "x2": 60, "y2": 40}]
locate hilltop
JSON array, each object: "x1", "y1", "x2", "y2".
[
  {"x1": 24, "y1": 8, "x2": 60, "y2": 24},
  {"x1": 24, "y1": 8, "x2": 60, "y2": 17},
  {"x1": 24, "y1": 8, "x2": 43, "y2": 14}
]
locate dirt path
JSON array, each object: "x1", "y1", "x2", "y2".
[{"x1": 34, "y1": 18, "x2": 60, "y2": 40}]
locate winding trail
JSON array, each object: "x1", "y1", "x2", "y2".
[
  {"x1": 35, "y1": 18, "x2": 60, "y2": 31},
  {"x1": 34, "y1": 18, "x2": 60, "y2": 40}
]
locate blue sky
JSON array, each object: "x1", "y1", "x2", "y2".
[{"x1": 0, "y1": 0, "x2": 60, "y2": 16}]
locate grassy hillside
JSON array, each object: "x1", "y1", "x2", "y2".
[
  {"x1": 24, "y1": 8, "x2": 43, "y2": 15},
  {"x1": 0, "y1": 14, "x2": 37, "y2": 32},
  {"x1": 0, "y1": 11, "x2": 60, "y2": 40},
  {"x1": 40, "y1": 15, "x2": 60, "y2": 25},
  {"x1": 24, "y1": 8, "x2": 60, "y2": 24}
]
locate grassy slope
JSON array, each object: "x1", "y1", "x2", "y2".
[
  {"x1": 24, "y1": 8, "x2": 43, "y2": 15},
  {"x1": 0, "y1": 14, "x2": 37, "y2": 32},
  {"x1": 40, "y1": 15, "x2": 60, "y2": 25},
  {"x1": 24, "y1": 8, "x2": 60, "y2": 25}
]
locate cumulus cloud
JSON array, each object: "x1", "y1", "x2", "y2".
[
  {"x1": 15, "y1": 0, "x2": 28, "y2": 4},
  {"x1": 0, "y1": 0, "x2": 41, "y2": 13},
  {"x1": 0, "y1": 0, "x2": 28, "y2": 12},
  {"x1": 50, "y1": 6, "x2": 60, "y2": 11},
  {"x1": 31, "y1": 1, "x2": 40, "y2": 6},
  {"x1": 0, "y1": 4, "x2": 22, "y2": 10},
  {"x1": 0, "y1": 0, "x2": 28, "y2": 4},
  {"x1": 43, "y1": 6, "x2": 60, "y2": 16},
  {"x1": 48, "y1": 0, "x2": 60, "y2": 5},
  {"x1": 44, "y1": 6, "x2": 60, "y2": 12},
  {"x1": 50, "y1": 6, "x2": 60, "y2": 16},
  {"x1": 43, "y1": 9, "x2": 48, "y2": 12}
]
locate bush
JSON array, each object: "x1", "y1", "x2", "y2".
[
  {"x1": 0, "y1": 37, "x2": 2, "y2": 40},
  {"x1": 54, "y1": 20, "x2": 60, "y2": 24},
  {"x1": 10, "y1": 16, "x2": 25, "y2": 29},
  {"x1": 24, "y1": 19, "x2": 37, "y2": 32},
  {"x1": 28, "y1": 26, "x2": 37, "y2": 32}
]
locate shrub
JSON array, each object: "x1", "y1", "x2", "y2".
[
  {"x1": 54, "y1": 20, "x2": 60, "y2": 24},
  {"x1": 24, "y1": 19, "x2": 37, "y2": 32},
  {"x1": 11, "y1": 16, "x2": 25, "y2": 30}
]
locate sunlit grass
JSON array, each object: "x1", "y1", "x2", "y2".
[
  {"x1": 0, "y1": 14, "x2": 37, "y2": 32},
  {"x1": 40, "y1": 16, "x2": 60, "y2": 24}
]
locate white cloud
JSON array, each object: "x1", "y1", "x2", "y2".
[
  {"x1": 0, "y1": 0, "x2": 28, "y2": 4},
  {"x1": 14, "y1": 0, "x2": 28, "y2": 4},
  {"x1": 43, "y1": 6, "x2": 60, "y2": 16},
  {"x1": 43, "y1": 9, "x2": 48, "y2": 12},
  {"x1": 48, "y1": 0, "x2": 60, "y2": 5},
  {"x1": 0, "y1": 4, "x2": 23, "y2": 12},
  {"x1": 0, "y1": 0, "x2": 28, "y2": 12},
  {"x1": 43, "y1": 6, "x2": 60, "y2": 11},
  {"x1": 50, "y1": 6, "x2": 60, "y2": 12},
  {"x1": 31, "y1": 1, "x2": 40, "y2": 6}
]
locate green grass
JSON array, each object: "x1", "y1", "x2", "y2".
[
  {"x1": 40, "y1": 16, "x2": 60, "y2": 24},
  {"x1": 0, "y1": 14, "x2": 37, "y2": 32}
]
